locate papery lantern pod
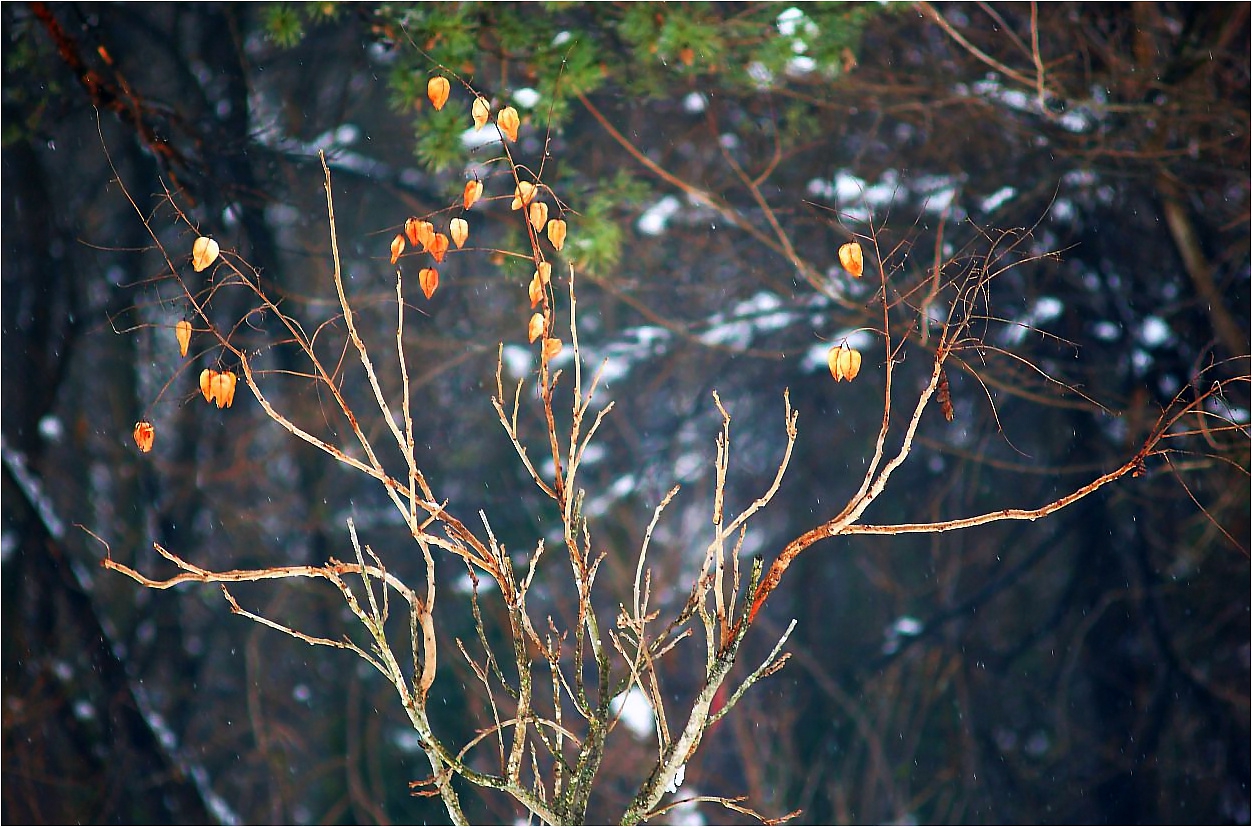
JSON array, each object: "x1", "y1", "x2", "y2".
[
  {"x1": 404, "y1": 216, "x2": 423, "y2": 247},
  {"x1": 429, "y1": 233, "x2": 450, "y2": 263},
  {"x1": 546, "y1": 218, "x2": 567, "y2": 251},
  {"x1": 426, "y1": 76, "x2": 451, "y2": 110},
  {"x1": 205, "y1": 369, "x2": 224, "y2": 407},
  {"x1": 838, "y1": 241, "x2": 864, "y2": 278},
  {"x1": 175, "y1": 320, "x2": 192, "y2": 358},
  {"x1": 542, "y1": 338, "x2": 563, "y2": 361},
  {"x1": 419, "y1": 267, "x2": 439, "y2": 300},
  {"x1": 415, "y1": 220, "x2": 436, "y2": 251},
  {"x1": 220, "y1": 371, "x2": 238, "y2": 408},
  {"x1": 536, "y1": 260, "x2": 552, "y2": 285},
  {"x1": 511, "y1": 181, "x2": 536, "y2": 211},
  {"x1": 210, "y1": 370, "x2": 237, "y2": 408},
  {"x1": 527, "y1": 312, "x2": 545, "y2": 344},
  {"x1": 199, "y1": 368, "x2": 214, "y2": 402},
  {"x1": 133, "y1": 420, "x2": 155, "y2": 453},
  {"x1": 463, "y1": 179, "x2": 484, "y2": 210},
  {"x1": 449, "y1": 218, "x2": 469, "y2": 249},
  {"x1": 207, "y1": 370, "x2": 225, "y2": 407},
  {"x1": 210, "y1": 370, "x2": 227, "y2": 407},
  {"x1": 497, "y1": 106, "x2": 520, "y2": 142},
  {"x1": 390, "y1": 234, "x2": 406, "y2": 265},
  {"x1": 528, "y1": 201, "x2": 549, "y2": 232},
  {"x1": 827, "y1": 344, "x2": 862, "y2": 382},
  {"x1": 528, "y1": 272, "x2": 543, "y2": 308},
  {"x1": 192, "y1": 236, "x2": 220, "y2": 273},
  {"x1": 472, "y1": 96, "x2": 490, "y2": 131}
]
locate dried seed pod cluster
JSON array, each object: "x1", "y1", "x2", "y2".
[
  {"x1": 149, "y1": 80, "x2": 587, "y2": 460},
  {"x1": 405, "y1": 218, "x2": 435, "y2": 250},
  {"x1": 391, "y1": 215, "x2": 463, "y2": 297},
  {"x1": 383, "y1": 80, "x2": 576, "y2": 359}
]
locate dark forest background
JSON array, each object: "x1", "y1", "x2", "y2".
[{"x1": 3, "y1": 3, "x2": 1249, "y2": 824}]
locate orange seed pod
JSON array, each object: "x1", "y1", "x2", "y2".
[
  {"x1": 528, "y1": 272, "x2": 543, "y2": 308},
  {"x1": 472, "y1": 97, "x2": 490, "y2": 130},
  {"x1": 175, "y1": 320, "x2": 192, "y2": 358},
  {"x1": 192, "y1": 236, "x2": 220, "y2": 272},
  {"x1": 133, "y1": 420, "x2": 155, "y2": 453},
  {"x1": 827, "y1": 345, "x2": 862, "y2": 382},
  {"x1": 415, "y1": 220, "x2": 435, "y2": 251},
  {"x1": 449, "y1": 218, "x2": 469, "y2": 249},
  {"x1": 210, "y1": 370, "x2": 237, "y2": 408},
  {"x1": 546, "y1": 218, "x2": 567, "y2": 251},
  {"x1": 838, "y1": 241, "x2": 864, "y2": 278},
  {"x1": 463, "y1": 179, "x2": 484, "y2": 210},
  {"x1": 419, "y1": 267, "x2": 439, "y2": 299},
  {"x1": 219, "y1": 371, "x2": 237, "y2": 408},
  {"x1": 426, "y1": 76, "x2": 450, "y2": 110},
  {"x1": 527, "y1": 312, "x2": 545, "y2": 344},
  {"x1": 404, "y1": 216, "x2": 422, "y2": 247},
  {"x1": 497, "y1": 106, "x2": 520, "y2": 142},
  {"x1": 429, "y1": 233, "x2": 449, "y2": 263},
  {"x1": 511, "y1": 181, "x2": 536, "y2": 211},
  {"x1": 528, "y1": 201, "x2": 549, "y2": 232}
]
